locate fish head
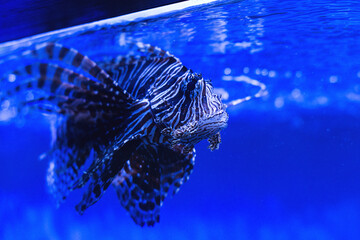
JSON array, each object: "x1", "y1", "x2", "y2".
[{"x1": 156, "y1": 71, "x2": 228, "y2": 150}]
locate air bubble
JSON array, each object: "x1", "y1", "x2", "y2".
[
  {"x1": 329, "y1": 75, "x2": 338, "y2": 83},
  {"x1": 291, "y1": 88, "x2": 302, "y2": 100},
  {"x1": 347, "y1": 92, "x2": 360, "y2": 101},
  {"x1": 224, "y1": 68, "x2": 231, "y2": 75},
  {"x1": 1, "y1": 100, "x2": 10, "y2": 110},
  {"x1": 8, "y1": 74, "x2": 16, "y2": 82},
  {"x1": 315, "y1": 96, "x2": 328, "y2": 105},
  {"x1": 261, "y1": 69, "x2": 268, "y2": 76},
  {"x1": 290, "y1": 88, "x2": 304, "y2": 103},
  {"x1": 268, "y1": 71, "x2": 276, "y2": 78},
  {"x1": 274, "y1": 97, "x2": 284, "y2": 108}
]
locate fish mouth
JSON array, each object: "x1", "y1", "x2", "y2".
[
  {"x1": 168, "y1": 109, "x2": 228, "y2": 147},
  {"x1": 201, "y1": 110, "x2": 229, "y2": 130}
]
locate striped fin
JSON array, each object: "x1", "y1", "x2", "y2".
[
  {"x1": 112, "y1": 144, "x2": 195, "y2": 227},
  {"x1": 2, "y1": 62, "x2": 133, "y2": 119},
  {"x1": 7, "y1": 63, "x2": 112, "y2": 96},
  {"x1": 47, "y1": 118, "x2": 94, "y2": 203},
  {"x1": 134, "y1": 42, "x2": 180, "y2": 60},
  {"x1": 75, "y1": 139, "x2": 142, "y2": 214},
  {"x1": 116, "y1": 42, "x2": 179, "y2": 60},
  {"x1": 4, "y1": 83, "x2": 121, "y2": 119},
  {"x1": 90, "y1": 42, "x2": 184, "y2": 99},
  {"x1": 73, "y1": 99, "x2": 152, "y2": 190},
  {"x1": 98, "y1": 56, "x2": 186, "y2": 99},
  {"x1": 22, "y1": 42, "x2": 134, "y2": 101},
  {"x1": 45, "y1": 96, "x2": 146, "y2": 207},
  {"x1": 1, "y1": 44, "x2": 152, "y2": 205},
  {"x1": 45, "y1": 94, "x2": 146, "y2": 206},
  {"x1": 159, "y1": 144, "x2": 195, "y2": 197},
  {"x1": 73, "y1": 99, "x2": 153, "y2": 213},
  {"x1": 112, "y1": 144, "x2": 160, "y2": 226},
  {"x1": 23, "y1": 43, "x2": 112, "y2": 84},
  {"x1": 24, "y1": 95, "x2": 114, "y2": 118}
]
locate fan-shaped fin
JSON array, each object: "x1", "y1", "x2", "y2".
[
  {"x1": 6, "y1": 63, "x2": 112, "y2": 96},
  {"x1": 98, "y1": 56, "x2": 186, "y2": 100},
  {"x1": 94, "y1": 43, "x2": 185, "y2": 100},
  {"x1": 112, "y1": 143, "x2": 195, "y2": 226},
  {"x1": 1, "y1": 43, "x2": 153, "y2": 210},
  {"x1": 46, "y1": 117, "x2": 94, "y2": 203},
  {"x1": 73, "y1": 99, "x2": 153, "y2": 213},
  {"x1": 1, "y1": 62, "x2": 133, "y2": 121},
  {"x1": 23, "y1": 42, "x2": 113, "y2": 86},
  {"x1": 74, "y1": 139, "x2": 142, "y2": 213}
]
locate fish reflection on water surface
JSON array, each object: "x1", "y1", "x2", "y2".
[{"x1": 1, "y1": 42, "x2": 228, "y2": 226}]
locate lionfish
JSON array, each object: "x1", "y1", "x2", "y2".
[{"x1": 1, "y1": 42, "x2": 228, "y2": 226}]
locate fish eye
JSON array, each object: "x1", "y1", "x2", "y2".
[
  {"x1": 183, "y1": 73, "x2": 203, "y2": 97},
  {"x1": 184, "y1": 73, "x2": 201, "y2": 92},
  {"x1": 186, "y1": 78, "x2": 197, "y2": 92}
]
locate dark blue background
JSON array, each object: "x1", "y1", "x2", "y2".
[
  {"x1": 1, "y1": 0, "x2": 360, "y2": 239},
  {"x1": 0, "y1": 0, "x2": 183, "y2": 43}
]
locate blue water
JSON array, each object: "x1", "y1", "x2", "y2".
[{"x1": 1, "y1": 0, "x2": 360, "y2": 239}]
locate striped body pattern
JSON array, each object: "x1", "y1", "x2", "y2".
[{"x1": 1, "y1": 42, "x2": 228, "y2": 226}]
